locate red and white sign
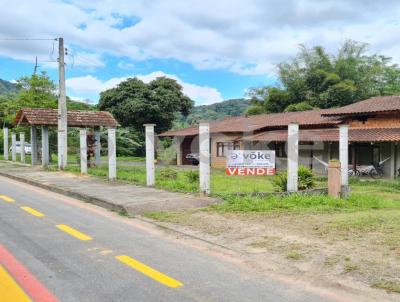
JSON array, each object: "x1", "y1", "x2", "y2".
[
  {"x1": 225, "y1": 167, "x2": 276, "y2": 176},
  {"x1": 226, "y1": 150, "x2": 276, "y2": 176}
]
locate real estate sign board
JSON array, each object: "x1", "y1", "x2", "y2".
[{"x1": 226, "y1": 150, "x2": 276, "y2": 176}]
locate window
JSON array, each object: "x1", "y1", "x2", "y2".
[
  {"x1": 275, "y1": 142, "x2": 286, "y2": 157},
  {"x1": 216, "y1": 141, "x2": 240, "y2": 157}
]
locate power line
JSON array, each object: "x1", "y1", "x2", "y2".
[{"x1": 0, "y1": 38, "x2": 57, "y2": 41}]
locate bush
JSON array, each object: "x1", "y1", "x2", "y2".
[
  {"x1": 159, "y1": 167, "x2": 178, "y2": 180},
  {"x1": 273, "y1": 165, "x2": 315, "y2": 192},
  {"x1": 185, "y1": 170, "x2": 199, "y2": 183},
  {"x1": 298, "y1": 165, "x2": 315, "y2": 190},
  {"x1": 273, "y1": 172, "x2": 287, "y2": 192}
]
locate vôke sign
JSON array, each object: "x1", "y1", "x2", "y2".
[{"x1": 226, "y1": 150, "x2": 276, "y2": 176}]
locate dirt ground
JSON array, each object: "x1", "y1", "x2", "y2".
[{"x1": 144, "y1": 209, "x2": 400, "y2": 302}]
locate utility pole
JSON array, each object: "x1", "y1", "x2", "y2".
[
  {"x1": 33, "y1": 56, "x2": 38, "y2": 74},
  {"x1": 57, "y1": 37, "x2": 68, "y2": 169}
]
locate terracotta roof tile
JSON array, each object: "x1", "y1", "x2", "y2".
[
  {"x1": 322, "y1": 96, "x2": 400, "y2": 116},
  {"x1": 14, "y1": 108, "x2": 118, "y2": 128},
  {"x1": 241, "y1": 128, "x2": 400, "y2": 142},
  {"x1": 159, "y1": 109, "x2": 340, "y2": 136}
]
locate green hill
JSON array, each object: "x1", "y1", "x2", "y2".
[
  {"x1": 185, "y1": 98, "x2": 251, "y2": 124},
  {"x1": 0, "y1": 79, "x2": 18, "y2": 95}
]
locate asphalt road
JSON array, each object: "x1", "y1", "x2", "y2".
[{"x1": 0, "y1": 176, "x2": 337, "y2": 302}]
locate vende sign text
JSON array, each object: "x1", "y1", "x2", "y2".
[
  {"x1": 226, "y1": 150, "x2": 276, "y2": 176},
  {"x1": 226, "y1": 167, "x2": 275, "y2": 176}
]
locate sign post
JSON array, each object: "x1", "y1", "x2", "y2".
[{"x1": 226, "y1": 150, "x2": 275, "y2": 176}]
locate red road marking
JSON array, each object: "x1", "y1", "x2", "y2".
[{"x1": 0, "y1": 244, "x2": 59, "y2": 302}]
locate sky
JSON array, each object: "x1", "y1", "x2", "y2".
[{"x1": 0, "y1": 0, "x2": 399, "y2": 105}]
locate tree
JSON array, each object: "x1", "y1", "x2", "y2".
[
  {"x1": 98, "y1": 77, "x2": 194, "y2": 133},
  {"x1": 247, "y1": 40, "x2": 400, "y2": 115},
  {"x1": 0, "y1": 72, "x2": 57, "y2": 126}
]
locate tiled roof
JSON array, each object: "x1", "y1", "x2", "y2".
[
  {"x1": 14, "y1": 108, "x2": 119, "y2": 128},
  {"x1": 159, "y1": 109, "x2": 340, "y2": 136},
  {"x1": 241, "y1": 128, "x2": 400, "y2": 142},
  {"x1": 322, "y1": 96, "x2": 400, "y2": 116}
]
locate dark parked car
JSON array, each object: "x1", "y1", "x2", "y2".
[{"x1": 185, "y1": 153, "x2": 199, "y2": 165}]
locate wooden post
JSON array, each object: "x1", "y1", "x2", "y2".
[{"x1": 328, "y1": 161, "x2": 341, "y2": 198}]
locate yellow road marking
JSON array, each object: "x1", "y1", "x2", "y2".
[
  {"x1": 20, "y1": 206, "x2": 45, "y2": 217},
  {"x1": 0, "y1": 195, "x2": 15, "y2": 203},
  {"x1": 116, "y1": 255, "x2": 183, "y2": 288},
  {"x1": 0, "y1": 265, "x2": 32, "y2": 302},
  {"x1": 56, "y1": 224, "x2": 92, "y2": 241}
]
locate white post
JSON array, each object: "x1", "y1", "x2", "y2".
[
  {"x1": 3, "y1": 127, "x2": 8, "y2": 160},
  {"x1": 94, "y1": 127, "x2": 101, "y2": 166},
  {"x1": 144, "y1": 124, "x2": 156, "y2": 186},
  {"x1": 175, "y1": 136, "x2": 182, "y2": 166},
  {"x1": 57, "y1": 37, "x2": 68, "y2": 170},
  {"x1": 339, "y1": 124, "x2": 349, "y2": 196},
  {"x1": 42, "y1": 126, "x2": 49, "y2": 166},
  {"x1": 20, "y1": 132, "x2": 25, "y2": 164},
  {"x1": 80, "y1": 129, "x2": 87, "y2": 174},
  {"x1": 199, "y1": 123, "x2": 210, "y2": 195},
  {"x1": 287, "y1": 123, "x2": 299, "y2": 192},
  {"x1": 107, "y1": 128, "x2": 117, "y2": 181},
  {"x1": 31, "y1": 126, "x2": 38, "y2": 165},
  {"x1": 11, "y1": 133, "x2": 16, "y2": 162}
]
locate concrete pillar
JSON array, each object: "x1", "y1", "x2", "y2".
[
  {"x1": 80, "y1": 129, "x2": 87, "y2": 174},
  {"x1": 199, "y1": 123, "x2": 210, "y2": 195},
  {"x1": 3, "y1": 127, "x2": 8, "y2": 160},
  {"x1": 390, "y1": 142, "x2": 395, "y2": 179},
  {"x1": 107, "y1": 128, "x2": 117, "y2": 181},
  {"x1": 31, "y1": 126, "x2": 38, "y2": 165},
  {"x1": 339, "y1": 124, "x2": 349, "y2": 196},
  {"x1": 20, "y1": 132, "x2": 25, "y2": 163},
  {"x1": 11, "y1": 133, "x2": 16, "y2": 162},
  {"x1": 144, "y1": 124, "x2": 156, "y2": 186},
  {"x1": 94, "y1": 127, "x2": 101, "y2": 166},
  {"x1": 41, "y1": 126, "x2": 49, "y2": 166},
  {"x1": 175, "y1": 136, "x2": 182, "y2": 166},
  {"x1": 287, "y1": 123, "x2": 299, "y2": 192}
]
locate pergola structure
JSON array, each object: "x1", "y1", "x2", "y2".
[{"x1": 11, "y1": 108, "x2": 119, "y2": 179}]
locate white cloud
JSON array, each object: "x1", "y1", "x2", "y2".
[
  {"x1": 66, "y1": 71, "x2": 223, "y2": 105},
  {"x1": 117, "y1": 61, "x2": 135, "y2": 70},
  {"x1": 0, "y1": 0, "x2": 399, "y2": 76}
]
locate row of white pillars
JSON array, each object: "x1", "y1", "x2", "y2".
[
  {"x1": 144, "y1": 123, "x2": 211, "y2": 195},
  {"x1": 78, "y1": 127, "x2": 116, "y2": 181},
  {"x1": 2, "y1": 126, "x2": 115, "y2": 180}
]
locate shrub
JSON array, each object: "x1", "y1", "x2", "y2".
[
  {"x1": 273, "y1": 165, "x2": 315, "y2": 192},
  {"x1": 273, "y1": 172, "x2": 287, "y2": 192},
  {"x1": 159, "y1": 167, "x2": 178, "y2": 180},
  {"x1": 185, "y1": 170, "x2": 199, "y2": 183},
  {"x1": 298, "y1": 165, "x2": 315, "y2": 190}
]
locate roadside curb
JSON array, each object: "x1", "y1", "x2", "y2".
[{"x1": 0, "y1": 171, "x2": 126, "y2": 214}]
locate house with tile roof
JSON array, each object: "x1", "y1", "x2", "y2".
[{"x1": 159, "y1": 96, "x2": 400, "y2": 178}]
